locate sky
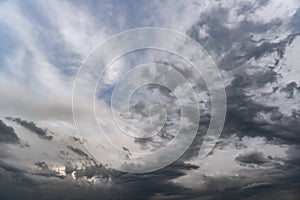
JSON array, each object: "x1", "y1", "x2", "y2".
[{"x1": 0, "y1": 0, "x2": 300, "y2": 199}]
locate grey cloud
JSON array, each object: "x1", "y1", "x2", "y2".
[
  {"x1": 65, "y1": 145, "x2": 98, "y2": 166},
  {"x1": 0, "y1": 1, "x2": 300, "y2": 200},
  {"x1": 32, "y1": 162, "x2": 65, "y2": 180},
  {"x1": 177, "y1": 3, "x2": 300, "y2": 199},
  {"x1": 6, "y1": 117, "x2": 53, "y2": 141},
  {"x1": 0, "y1": 160, "x2": 64, "y2": 181},
  {"x1": 129, "y1": 101, "x2": 149, "y2": 118},
  {"x1": 280, "y1": 81, "x2": 300, "y2": 98},
  {"x1": 186, "y1": 4, "x2": 300, "y2": 144},
  {"x1": 71, "y1": 164, "x2": 117, "y2": 180},
  {"x1": 67, "y1": 145, "x2": 89, "y2": 158},
  {"x1": 0, "y1": 160, "x2": 65, "y2": 200},
  {"x1": 182, "y1": 3, "x2": 300, "y2": 159},
  {"x1": 235, "y1": 151, "x2": 269, "y2": 165},
  {"x1": 0, "y1": 119, "x2": 20, "y2": 144},
  {"x1": 222, "y1": 82, "x2": 300, "y2": 144},
  {"x1": 0, "y1": 159, "x2": 200, "y2": 200},
  {"x1": 236, "y1": 0, "x2": 269, "y2": 15},
  {"x1": 35, "y1": 161, "x2": 48, "y2": 169},
  {"x1": 188, "y1": 10, "x2": 282, "y2": 69},
  {"x1": 187, "y1": 3, "x2": 299, "y2": 75}
]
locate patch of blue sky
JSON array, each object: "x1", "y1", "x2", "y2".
[
  {"x1": 290, "y1": 7, "x2": 300, "y2": 31},
  {"x1": 17, "y1": 1, "x2": 83, "y2": 76},
  {"x1": 96, "y1": 84, "x2": 115, "y2": 105},
  {"x1": 74, "y1": 0, "x2": 162, "y2": 30},
  {"x1": 95, "y1": 49, "x2": 156, "y2": 103},
  {"x1": 17, "y1": 0, "x2": 53, "y2": 30},
  {"x1": 0, "y1": 24, "x2": 19, "y2": 69}
]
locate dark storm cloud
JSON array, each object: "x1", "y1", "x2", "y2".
[
  {"x1": 0, "y1": 161, "x2": 37, "y2": 200},
  {"x1": 186, "y1": 3, "x2": 300, "y2": 144},
  {"x1": 0, "y1": 160, "x2": 69, "y2": 200},
  {"x1": 0, "y1": 160, "x2": 66, "y2": 186},
  {"x1": 217, "y1": 77, "x2": 300, "y2": 145},
  {"x1": 202, "y1": 182, "x2": 299, "y2": 200},
  {"x1": 0, "y1": 119, "x2": 19, "y2": 144},
  {"x1": 280, "y1": 81, "x2": 300, "y2": 98},
  {"x1": 67, "y1": 145, "x2": 89, "y2": 158},
  {"x1": 6, "y1": 117, "x2": 53, "y2": 140},
  {"x1": 235, "y1": 151, "x2": 269, "y2": 165},
  {"x1": 35, "y1": 161, "x2": 48, "y2": 169},
  {"x1": 0, "y1": 160, "x2": 25, "y2": 175},
  {"x1": 161, "y1": 167, "x2": 299, "y2": 200},
  {"x1": 190, "y1": 12, "x2": 278, "y2": 68},
  {"x1": 181, "y1": 4, "x2": 300, "y2": 162},
  {"x1": 176, "y1": 152, "x2": 299, "y2": 200},
  {"x1": 32, "y1": 162, "x2": 66, "y2": 179},
  {"x1": 0, "y1": 159, "x2": 200, "y2": 200},
  {"x1": 66, "y1": 145, "x2": 98, "y2": 166},
  {"x1": 105, "y1": 161, "x2": 199, "y2": 200},
  {"x1": 178, "y1": 3, "x2": 300, "y2": 199},
  {"x1": 0, "y1": 160, "x2": 65, "y2": 181},
  {"x1": 204, "y1": 153, "x2": 300, "y2": 200}
]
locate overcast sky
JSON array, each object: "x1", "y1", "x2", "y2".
[{"x1": 0, "y1": 0, "x2": 300, "y2": 199}]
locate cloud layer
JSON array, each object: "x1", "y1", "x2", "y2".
[{"x1": 0, "y1": 0, "x2": 299, "y2": 199}]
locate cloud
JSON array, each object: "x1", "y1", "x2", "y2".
[
  {"x1": 6, "y1": 117, "x2": 53, "y2": 140},
  {"x1": 280, "y1": 81, "x2": 300, "y2": 98},
  {"x1": 67, "y1": 146, "x2": 89, "y2": 158},
  {"x1": 0, "y1": 119, "x2": 20, "y2": 144},
  {"x1": 0, "y1": 0, "x2": 299, "y2": 199},
  {"x1": 235, "y1": 151, "x2": 269, "y2": 165}
]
